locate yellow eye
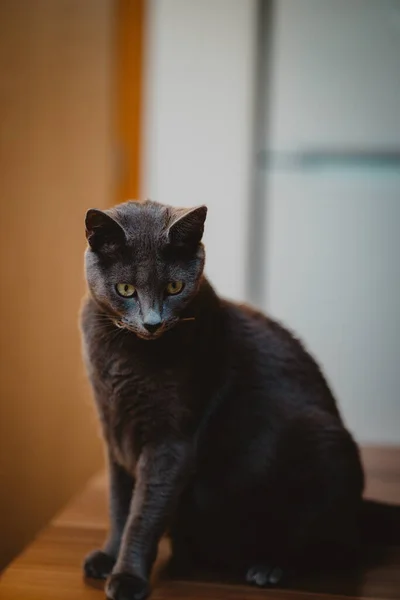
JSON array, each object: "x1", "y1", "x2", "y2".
[
  {"x1": 166, "y1": 281, "x2": 184, "y2": 295},
  {"x1": 116, "y1": 283, "x2": 136, "y2": 298}
]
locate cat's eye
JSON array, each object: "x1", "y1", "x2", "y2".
[
  {"x1": 116, "y1": 283, "x2": 136, "y2": 298},
  {"x1": 165, "y1": 281, "x2": 184, "y2": 295}
]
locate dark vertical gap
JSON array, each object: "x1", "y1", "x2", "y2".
[{"x1": 246, "y1": 0, "x2": 274, "y2": 308}]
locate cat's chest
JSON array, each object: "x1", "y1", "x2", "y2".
[
  {"x1": 92, "y1": 348, "x2": 190, "y2": 472},
  {"x1": 107, "y1": 378, "x2": 186, "y2": 473}
]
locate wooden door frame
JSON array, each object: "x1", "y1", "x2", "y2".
[{"x1": 115, "y1": 0, "x2": 145, "y2": 203}]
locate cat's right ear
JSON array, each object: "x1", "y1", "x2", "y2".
[
  {"x1": 168, "y1": 205, "x2": 208, "y2": 249},
  {"x1": 85, "y1": 209, "x2": 126, "y2": 252}
]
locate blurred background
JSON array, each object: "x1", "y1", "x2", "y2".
[{"x1": 1, "y1": 0, "x2": 399, "y2": 571}]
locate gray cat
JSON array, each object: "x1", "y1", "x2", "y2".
[{"x1": 81, "y1": 200, "x2": 398, "y2": 600}]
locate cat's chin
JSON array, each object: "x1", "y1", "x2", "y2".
[
  {"x1": 136, "y1": 331, "x2": 164, "y2": 341},
  {"x1": 120, "y1": 325, "x2": 170, "y2": 341},
  {"x1": 117, "y1": 326, "x2": 161, "y2": 340}
]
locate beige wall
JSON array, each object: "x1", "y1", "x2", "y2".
[{"x1": 0, "y1": 0, "x2": 114, "y2": 568}]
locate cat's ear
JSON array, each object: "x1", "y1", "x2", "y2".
[
  {"x1": 85, "y1": 209, "x2": 126, "y2": 252},
  {"x1": 168, "y1": 205, "x2": 207, "y2": 248}
]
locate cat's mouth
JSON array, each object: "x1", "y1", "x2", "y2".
[
  {"x1": 113, "y1": 319, "x2": 166, "y2": 340},
  {"x1": 113, "y1": 317, "x2": 195, "y2": 340}
]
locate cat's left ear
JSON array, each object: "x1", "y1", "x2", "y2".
[
  {"x1": 168, "y1": 205, "x2": 207, "y2": 248},
  {"x1": 85, "y1": 209, "x2": 126, "y2": 253}
]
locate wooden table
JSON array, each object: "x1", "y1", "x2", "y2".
[{"x1": 1, "y1": 447, "x2": 399, "y2": 600}]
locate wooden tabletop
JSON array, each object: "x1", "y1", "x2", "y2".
[{"x1": 1, "y1": 446, "x2": 399, "y2": 600}]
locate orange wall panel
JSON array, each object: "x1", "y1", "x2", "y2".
[{"x1": 0, "y1": 0, "x2": 114, "y2": 569}]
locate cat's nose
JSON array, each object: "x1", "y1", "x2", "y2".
[
  {"x1": 143, "y1": 310, "x2": 162, "y2": 334},
  {"x1": 144, "y1": 321, "x2": 162, "y2": 334}
]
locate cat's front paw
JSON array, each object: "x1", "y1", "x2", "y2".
[
  {"x1": 106, "y1": 572, "x2": 150, "y2": 600},
  {"x1": 83, "y1": 549, "x2": 116, "y2": 580}
]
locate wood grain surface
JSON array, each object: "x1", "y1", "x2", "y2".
[{"x1": 1, "y1": 447, "x2": 399, "y2": 600}]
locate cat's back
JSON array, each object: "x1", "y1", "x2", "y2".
[
  {"x1": 222, "y1": 299, "x2": 316, "y2": 368},
  {"x1": 220, "y1": 299, "x2": 340, "y2": 417}
]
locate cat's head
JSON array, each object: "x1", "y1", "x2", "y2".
[{"x1": 84, "y1": 200, "x2": 207, "y2": 339}]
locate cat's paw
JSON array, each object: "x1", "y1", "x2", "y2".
[
  {"x1": 246, "y1": 564, "x2": 284, "y2": 587},
  {"x1": 83, "y1": 549, "x2": 116, "y2": 580},
  {"x1": 106, "y1": 572, "x2": 150, "y2": 600}
]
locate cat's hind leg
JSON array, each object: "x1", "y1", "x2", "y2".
[
  {"x1": 182, "y1": 416, "x2": 362, "y2": 587},
  {"x1": 246, "y1": 564, "x2": 284, "y2": 587}
]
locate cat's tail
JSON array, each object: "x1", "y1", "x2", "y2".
[{"x1": 360, "y1": 499, "x2": 400, "y2": 545}]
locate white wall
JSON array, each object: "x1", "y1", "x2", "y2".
[
  {"x1": 265, "y1": 0, "x2": 400, "y2": 444},
  {"x1": 266, "y1": 190, "x2": 400, "y2": 445},
  {"x1": 269, "y1": 0, "x2": 400, "y2": 151},
  {"x1": 143, "y1": 0, "x2": 257, "y2": 301}
]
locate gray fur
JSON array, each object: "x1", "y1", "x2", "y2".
[{"x1": 81, "y1": 200, "x2": 397, "y2": 600}]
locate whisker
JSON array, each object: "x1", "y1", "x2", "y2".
[
  {"x1": 91, "y1": 314, "x2": 115, "y2": 323},
  {"x1": 109, "y1": 326, "x2": 126, "y2": 344}
]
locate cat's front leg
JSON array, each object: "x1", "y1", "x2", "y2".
[
  {"x1": 106, "y1": 440, "x2": 191, "y2": 600},
  {"x1": 84, "y1": 455, "x2": 134, "y2": 580}
]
